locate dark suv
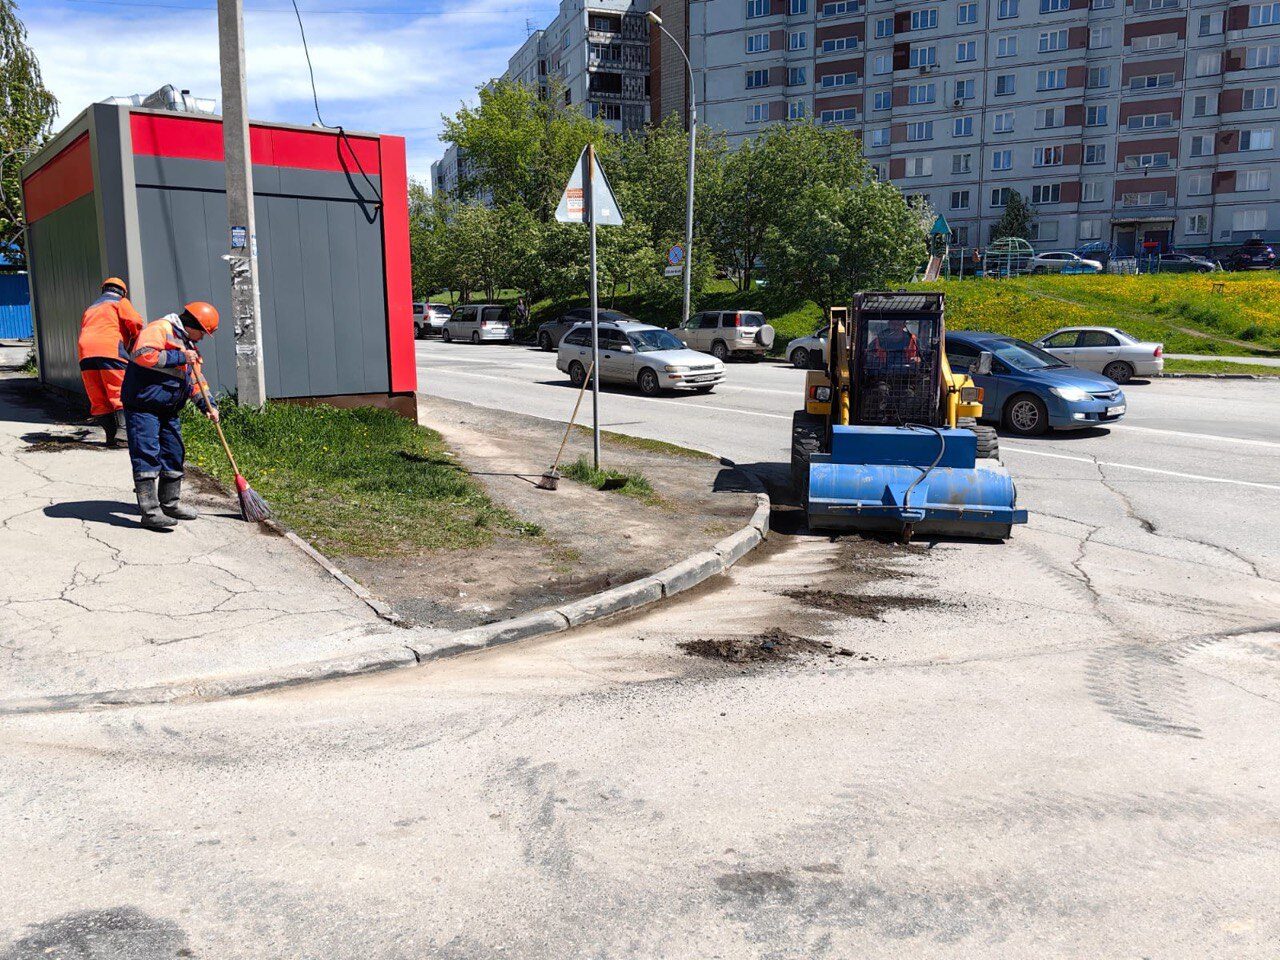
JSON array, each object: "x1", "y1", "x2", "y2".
[
  {"x1": 1228, "y1": 238, "x2": 1277, "y2": 270},
  {"x1": 536, "y1": 308, "x2": 639, "y2": 350}
]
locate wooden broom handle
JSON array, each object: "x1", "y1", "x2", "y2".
[
  {"x1": 192, "y1": 355, "x2": 242, "y2": 477},
  {"x1": 550, "y1": 360, "x2": 595, "y2": 473}
]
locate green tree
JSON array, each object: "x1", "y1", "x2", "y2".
[
  {"x1": 1, "y1": 0, "x2": 58, "y2": 267},
  {"x1": 989, "y1": 190, "x2": 1035, "y2": 242},
  {"x1": 705, "y1": 135, "x2": 769, "y2": 292}
]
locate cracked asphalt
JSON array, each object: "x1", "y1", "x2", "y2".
[{"x1": 2, "y1": 348, "x2": 1279, "y2": 957}]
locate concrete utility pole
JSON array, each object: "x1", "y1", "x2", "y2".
[{"x1": 217, "y1": 0, "x2": 267, "y2": 407}]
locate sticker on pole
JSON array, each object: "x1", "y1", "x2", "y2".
[
  {"x1": 230, "y1": 226, "x2": 247, "y2": 248},
  {"x1": 555, "y1": 146, "x2": 624, "y2": 226},
  {"x1": 667, "y1": 244, "x2": 685, "y2": 266}
]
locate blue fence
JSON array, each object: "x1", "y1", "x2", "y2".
[{"x1": 0, "y1": 272, "x2": 33, "y2": 339}]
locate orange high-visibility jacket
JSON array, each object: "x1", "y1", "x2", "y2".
[
  {"x1": 123, "y1": 315, "x2": 213, "y2": 412},
  {"x1": 77, "y1": 292, "x2": 145, "y2": 362}
]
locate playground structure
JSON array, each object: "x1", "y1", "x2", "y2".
[{"x1": 981, "y1": 237, "x2": 1034, "y2": 278}]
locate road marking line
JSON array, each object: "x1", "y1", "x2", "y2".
[
  {"x1": 1112, "y1": 423, "x2": 1280, "y2": 450},
  {"x1": 1003, "y1": 445, "x2": 1280, "y2": 491},
  {"x1": 422, "y1": 369, "x2": 792, "y2": 420}
]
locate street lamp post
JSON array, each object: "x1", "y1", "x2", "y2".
[{"x1": 648, "y1": 11, "x2": 696, "y2": 327}]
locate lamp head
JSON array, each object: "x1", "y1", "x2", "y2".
[{"x1": 647, "y1": 11, "x2": 663, "y2": 24}]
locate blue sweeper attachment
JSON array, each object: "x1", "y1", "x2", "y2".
[{"x1": 808, "y1": 425, "x2": 1028, "y2": 540}]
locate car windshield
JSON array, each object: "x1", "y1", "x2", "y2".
[
  {"x1": 987, "y1": 338, "x2": 1071, "y2": 371},
  {"x1": 629, "y1": 329, "x2": 684, "y2": 353}
]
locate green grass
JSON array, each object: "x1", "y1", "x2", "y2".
[
  {"x1": 21, "y1": 350, "x2": 37, "y2": 376},
  {"x1": 182, "y1": 401, "x2": 540, "y2": 558},
  {"x1": 561, "y1": 455, "x2": 660, "y2": 503},
  {"x1": 1162, "y1": 358, "x2": 1280, "y2": 376},
  {"x1": 571, "y1": 424, "x2": 719, "y2": 461}
]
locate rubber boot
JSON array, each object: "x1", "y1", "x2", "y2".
[
  {"x1": 158, "y1": 476, "x2": 199, "y2": 520},
  {"x1": 113, "y1": 410, "x2": 127, "y2": 444},
  {"x1": 134, "y1": 478, "x2": 177, "y2": 530},
  {"x1": 100, "y1": 414, "x2": 120, "y2": 448}
]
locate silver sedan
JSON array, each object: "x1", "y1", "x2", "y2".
[
  {"x1": 556, "y1": 321, "x2": 725, "y2": 395},
  {"x1": 1033, "y1": 326, "x2": 1164, "y2": 384},
  {"x1": 785, "y1": 328, "x2": 828, "y2": 368}
]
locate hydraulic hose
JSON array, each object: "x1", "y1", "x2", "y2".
[{"x1": 902, "y1": 423, "x2": 946, "y2": 512}]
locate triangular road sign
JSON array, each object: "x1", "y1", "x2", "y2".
[{"x1": 556, "y1": 145, "x2": 624, "y2": 226}]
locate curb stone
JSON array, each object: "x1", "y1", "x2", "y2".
[
  {"x1": 0, "y1": 468, "x2": 771, "y2": 716},
  {"x1": 263, "y1": 520, "x2": 405, "y2": 625}
]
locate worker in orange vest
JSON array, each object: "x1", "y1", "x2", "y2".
[
  {"x1": 122, "y1": 302, "x2": 221, "y2": 530},
  {"x1": 78, "y1": 278, "x2": 145, "y2": 447}
]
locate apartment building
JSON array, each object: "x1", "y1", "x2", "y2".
[{"x1": 681, "y1": 0, "x2": 1280, "y2": 252}]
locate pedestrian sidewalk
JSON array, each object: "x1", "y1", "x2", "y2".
[
  {"x1": 1166, "y1": 353, "x2": 1280, "y2": 367},
  {"x1": 0, "y1": 374, "x2": 413, "y2": 702}
]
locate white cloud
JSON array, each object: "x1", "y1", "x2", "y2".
[{"x1": 24, "y1": 0, "x2": 556, "y2": 183}]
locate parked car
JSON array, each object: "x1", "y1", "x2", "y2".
[
  {"x1": 674, "y1": 310, "x2": 776, "y2": 361},
  {"x1": 1228, "y1": 238, "x2": 1277, "y2": 270},
  {"x1": 536, "y1": 308, "x2": 638, "y2": 351},
  {"x1": 556, "y1": 320, "x2": 724, "y2": 396},
  {"x1": 1151, "y1": 252, "x2": 1219, "y2": 273},
  {"x1": 1029, "y1": 251, "x2": 1104, "y2": 274},
  {"x1": 1032, "y1": 326, "x2": 1163, "y2": 384},
  {"x1": 412, "y1": 302, "x2": 453, "y2": 338},
  {"x1": 785, "y1": 327, "x2": 828, "y2": 369},
  {"x1": 441, "y1": 304, "x2": 513, "y2": 343},
  {"x1": 945, "y1": 331, "x2": 1127, "y2": 436}
]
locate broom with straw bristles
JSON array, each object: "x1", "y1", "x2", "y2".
[{"x1": 194, "y1": 368, "x2": 272, "y2": 523}]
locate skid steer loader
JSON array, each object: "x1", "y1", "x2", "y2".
[{"x1": 790, "y1": 291, "x2": 1027, "y2": 541}]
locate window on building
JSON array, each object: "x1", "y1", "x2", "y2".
[
  {"x1": 1133, "y1": 0, "x2": 1178, "y2": 10},
  {"x1": 1244, "y1": 87, "x2": 1278, "y2": 110},
  {"x1": 954, "y1": 225, "x2": 971, "y2": 246},
  {"x1": 1245, "y1": 45, "x2": 1280, "y2": 69},
  {"x1": 952, "y1": 152, "x2": 973, "y2": 174},
  {"x1": 908, "y1": 82, "x2": 937, "y2": 104},
  {"x1": 746, "y1": 69, "x2": 770, "y2": 89},
  {"x1": 1079, "y1": 219, "x2": 1103, "y2": 240},
  {"x1": 1037, "y1": 107, "x2": 1064, "y2": 129},
  {"x1": 1133, "y1": 33, "x2": 1177, "y2": 52},
  {"x1": 1126, "y1": 152, "x2": 1171, "y2": 169},
  {"x1": 746, "y1": 0, "x2": 768, "y2": 18},
  {"x1": 1249, "y1": 2, "x2": 1280, "y2": 27},
  {"x1": 746, "y1": 32, "x2": 770, "y2": 52},
  {"x1": 997, "y1": 0, "x2": 1018, "y2": 17},
  {"x1": 1239, "y1": 168, "x2": 1271, "y2": 190},
  {"x1": 821, "y1": 0, "x2": 860, "y2": 13},
  {"x1": 907, "y1": 120, "x2": 934, "y2": 140},
  {"x1": 1199, "y1": 12, "x2": 1224, "y2": 35},
  {"x1": 909, "y1": 45, "x2": 938, "y2": 67},
  {"x1": 788, "y1": 100, "x2": 807, "y2": 120},
  {"x1": 1089, "y1": 27, "x2": 1111, "y2": 48},
  {"x1": 1187, "y1": 173, "x2": 1211, "y2": 195},
  {"x1": 822, "y1": 35, "x2": 858, "y2": 52},
  {"x1": 1190, "y1": 134, "x2": 1214, "y2": 156},
  {"x1": 910, "y1": 8, "x2": 938, "y2": 29},
  {"x1": 871, "y1": 162, "x2": 888, "y2": 180},
  {"x1": 1088, "y1": 66, "x2": 1111, "y2": 89},
  {"x1": 1193, "y1": 94, "x2": 1218, "y2": 117},
  {"x1": 1130, "y1": 72, "x2": 1175, "y2": 91},
  {"x1": 994, "y1": 37, "x2": 1017, "y2": 59},
  {"x1": 993, "y1": 111, "x2": 1015, "y2": 132},
  {"x1": 870, "y1": 127, "x2": 890, "y2": 146},
  {"x1": 748, "y1": 102, "x2": 770, "y2": 123},
  {"x1": 788, "y1": 66, "x2": 808, "y2": 85},
  {"x1": 821, "y1": 71, "x2": 860, "y2": 88},
  {"x1": 957, "y1": 40, "x2": 977, "y2": 61},
  {"x1": 1091, "y1": 0, "x2": 1115, "y2": 8},
  {"x1": 992, "y1": 148, "x2": 1013, "y2": 170},
  {"x1": 1086, "y1": 105, "x2": 1108, "y2": 126},
  {"x1": 954, "y1": 115, "x2": 974, "y2": 136},
  {"x1": 1033, "y1": 144, "x2": 1064, "y2": 166},
  {"x1": 1241, "y1": 128, "x2": 1276, "y2": 150},
  {"x1": 1037, "y1": 69, "x2": 1067, "y2": 91},
  {"x1": 593, "y1": 102, "x2": 622, "y2": 120},
  {"x1": 1186, "y1": 213, "x2": 1209, "y2": 235},
  {"x1": 1031, "y1": 183, "x2": 1062, "y2": 203},
  {"x1": 1030, "y1": 220, "x2": 1060, "y2": 241},
  {"x1": 958, "y1": 2, "x2": 978, "y2": 23},
  {"x1": 873, "y1": 90, "x2": 892, "y2": 110},
  {"x1": 1084, "y1": 143, "x2": 1106, "y2": 164},
  {"x1": 875, "y1": 16, "x2": 894, "y2": 37},
  {"x1": 873, "y1": 54, "x2": 892, "y2": 74},
  {"x1": 995, "y1": 74, "x2": 1016, "y2": 96},
  {"x1": 955, "y1": 78, "x2": 975, "y2": 99},
  {"x1": 1039, "y1": 29, "x2": 1067, "y2": 52},
  {"x1": 990, "y1": 187, "x2": 1012, "y2": 206},
  {"x1": 1040, "y1": 0, "x2": 1068, "y2": 10},
  {"x1": 1196, "y1": 53, "x2": 1222, "y2": 77},
  {"x1": 1082, "y1": 181, "x2": 1103, "y2": 201},
  {"x1": 790, "y1": 31, "x2": 808, "y2": 49},
  {"x1": 791, "y1": 0, "x2": 808, "y2": 13},
  {"x1": 1234, "y1": 208, "x2": 1267, "y2": 231},
  {"x1": 951, "y1": 189, "x2": 972, "y2": 210},
  {"x1": 1127, "y1": 112, "x2": 1173, "y2": 131},
  {"x1": 906, "y1": 156, "x2": 933, "y2": 176}
]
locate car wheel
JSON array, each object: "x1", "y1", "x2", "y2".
[
  {"x1": 538, "y1": 331, "x2": 553, "y2": 352},
  {"x1": 711, "y1": 340, "x2": 729, "y2": 362},
  {"x1": 441, "y1": 328, "x2": 452, "y2": 342},
  {"x1": 1004, "y1": 394, "x2": 1049, "y2": 437},
  {"x1": 637, "y1": 367, "x2": 662, "y2": 396},
  {"x1": 958, "y1": 416, "x2": 1000, "y2": 460},
  {"x1": 413, "y1": 323, "x2": 424, "y2": 340},
  {"x1": 791, "y1": 347, "x2": 810, "y2": 369},
  {"x1": 1033, "y1": 266, "x2": 1047, "y2": 275},
  {"x1": 1103, "y1": 360, "x2": 1134, "y2": 384},
  {"x1": 568, "y1": 361, "x2": 587, "y2": 388},
  {"x1": 791, "y1": 410, "x2": 825, "y2": 504},
  {"x1": 471, "y1": 331, "x2": 481, "y2": 344}
]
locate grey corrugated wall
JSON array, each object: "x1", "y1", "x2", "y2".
[{"x1": 26, "y1": 194, "x2": 103, "y2": 395}]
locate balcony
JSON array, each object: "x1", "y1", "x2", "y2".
[{"x1": 1120, "y1": 191, "x2": 1173, "y2": 208}]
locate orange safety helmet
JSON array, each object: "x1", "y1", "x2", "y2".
[
  {"x1": 181, "y1": 301, "x2": 220, "y2": 335},
  {"x1": 101, "y1": 277, "x2": 128, "y2": 295}
]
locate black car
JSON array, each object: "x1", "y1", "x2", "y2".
[
  {"x1": 536, "y1": 308, "x2": 640, "y2": 350},
  {"x1": 1228, "y1": 238, "x2": 1277, "y2": 270},
  {"x1": 1153, "y1": 252, "x2": 1219, "y2": 273}
]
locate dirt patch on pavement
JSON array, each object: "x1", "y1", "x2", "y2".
[
  {"x1": 783, "y1": 588, "x2": 943, "y2": 620},
  {"x1": 679, "y1": 628, "x2": 876, "y2": 664},
  {"x1": 21, "y1": 430, "x2": 111, "y2": 453}
]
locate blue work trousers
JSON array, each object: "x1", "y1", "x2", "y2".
[{"x1": 125, "y1": 408, "x2": 185, "y2": 480}]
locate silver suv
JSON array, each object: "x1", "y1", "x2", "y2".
[
  {"x1": 675, "y1": 310, "x2": 775, "y2": 361},
  {"x1": 556, "y1": 321, "x2": 724, "y2": 396}
]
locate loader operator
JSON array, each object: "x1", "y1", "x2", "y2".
[
  {"x1": 77, "y1": 278, "x2": 145, "y2": 447},
  {"x1": 869, "y1": 316, "x2": 920, "y2": 370},
  {"x1": 122, "y1": 302, "x2": 221, "y2": 531}
]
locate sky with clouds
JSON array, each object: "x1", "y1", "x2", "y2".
[{"x1": 22, "y1": 0, "x2": 560, "y2": 184}]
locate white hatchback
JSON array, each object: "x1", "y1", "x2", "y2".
[{"x1": 556, "y1": 321, "x2": 724, "y2": 396}]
